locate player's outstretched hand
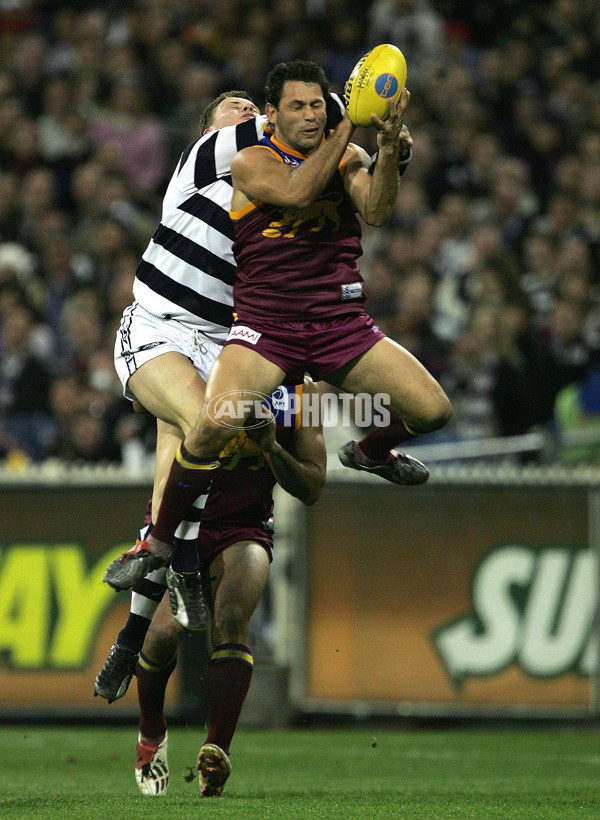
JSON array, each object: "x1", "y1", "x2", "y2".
[{"x1": 371, "y1": 87, "x2": 410, "y2": 148}]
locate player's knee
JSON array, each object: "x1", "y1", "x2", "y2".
[
  {"x1": 213, "y1": 602, "x2": 248, "y2": 644},
  {"x1": 189, "y1": 415, "x2": 233, "y2": 457},
  {"x1": 144, "y1": 623, "x2": 181, "y2": 664},
  {"x1": 429, "y1": 390, "x2": 452, "y2": 430},
  {"x1": 415, "y1": 388, "x2": 452, "y2": 433}
]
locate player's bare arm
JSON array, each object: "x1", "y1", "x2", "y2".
[
  {"x1": 344, "y1": 87, "x2": 412, "y2": 226},
  {"x1": 231, "y1": 114, "x2": 354, "y2": 211},
  {"x1": 246, "y1": 379, "x2": 326, "y2": 506}
]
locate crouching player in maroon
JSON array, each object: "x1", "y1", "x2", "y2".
[{"x1": 131, "y1": 377, "x2": 324, "y2": 798}]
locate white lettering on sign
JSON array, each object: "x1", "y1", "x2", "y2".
[{"x1": 433, "y1": 545, "x2": 597, "y2": 686}]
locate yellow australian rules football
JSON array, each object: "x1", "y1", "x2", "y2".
[{"x1": 344, "y1": 43, "x2": 408, "y2": 128}]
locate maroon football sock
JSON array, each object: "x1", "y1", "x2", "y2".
[
  {"x1": 204, "y1": 644, "x2": 253, "y2": 754},
  {"x1": 357, "y1": 416, "x2": 418, "y2": 462},
  {"x1": 150, "y1": 443, "x2": 219, "y2": 546},
  {"x1": 137, "y1": 652, "x2": 176, "y2": 742}
]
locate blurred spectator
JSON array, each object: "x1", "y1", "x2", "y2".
[
  {"x1": 88, "y1": 75, "x2": 167, "y2": 202},
  {"x1": 440, "y1": 300, "x2": 537, "y2": 442},
  {"x1": 0, "y1": 240, "x2": 36, "y2": 290},
  {"x1": 486, "y1": 156, "x2": 538, "y2": 254},
  {"x1": 94, "y1": 171, "x2": 156, "y2": 250},
  {"x1": 17, "y1": 166, "x2": 58, "y2": 246},
  {"x1": 0, "y1": 171, "x2": 21, "y2": 241},
  {"x1": 368, "y1": 0, "x2": 445, "y2": 87},
  {"x1": 389, "y1": 263, "x2": 448, "y2": 380},
  {"x1": 519, "y1": 227, "x2": 560, "y2": 328},
  {"x1": 59, "y1": 284, "x2": 106, "y2": 374},
  {"x1": 106, "y1": 249, "x2": 137, "y2": 329},
  {"x1": 430, "y1": 191, "x2": 476, "y2": 343},
  {"x1": 439, "y1": 302, "x2": 503, "y2": 441},
  {"x1": 36, "y1": 216, "x2": 94, "y2": 342},
  {"x1": 87, "y1": 214, "x2": 139, "y2": 290},
  {"x1": 361, "y1": 252, "x2": 400, "y2": 327},
  {"x1": 168, "y1": 62, "x2": 219, "y2": 148},
  {"x1": 46, "y1": 410, "x2": 113, "y2": 463},
  {"x1": 525, "y1": 297, "x2": 592, "y2": 427},
  {"x1": 11, "y1": 32, "x2": 46, "y2": 116},
  {"x1": 0, "y1": 298, "x2": 53, "y2": 460},
  {"x1": 36, "y1": 73, "x2": 90, "y2": 192}
]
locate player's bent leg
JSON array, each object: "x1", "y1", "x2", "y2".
[
  {"x1": 209, "y1": 540, "x2": 271, "y2": 645},
  {"x1": 132, "y1": 347, "x2": 283, "y2": 605},
  {"x1": 106, "y1": 422, "x2": 205, "y2": 609},
  {"x1": 96, "y1": 496, "x2": 167, "y2": 702},
  {"x1": 186, "y1": 343, "x2": 286, "y2": 458},
  {"x1": 330, "y1": 336, "x2": 452, "y2": 433},
  {"x1": 141, "y1": 592, "x2": 184, "y2": 663},
  {"x1": 129, "y1": 347, "x2": 284, "y2": 573},
  {"x1": 128, "y1": 351, "x2": 207, "y2": 436},
  {"x1": 330, "y1": 337, "x2": 451, "y2": 485},
  {"x1": 152, "y1": 420, "x2": 183, "y2": 517},
  {"x1": 105, "y1": 361, "x2": 207, "y2": 591},
  {"x1": 151, "y1": 420, "x2": 210, "y2": 630}
]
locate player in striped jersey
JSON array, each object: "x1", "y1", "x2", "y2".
[
  {"x1": 110, "y1": 92, "x2": 266, "y2": 621},
  {"x1": 125, "y1": 94, "x2": 263, "y2": 341}
]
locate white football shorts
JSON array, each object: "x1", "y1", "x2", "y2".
[{"x1": 114, "y1": 302, "x2": 224, "y2": 400}]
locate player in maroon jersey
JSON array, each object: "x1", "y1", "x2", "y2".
[
  {"x1": 106, "y1": 60, "x2": 451, "y2": 624},
  {"x1": 131, "y1": 378, "x2": 325, "y2": 797}
]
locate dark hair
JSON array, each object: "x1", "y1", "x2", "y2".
[
  {"x1": 199, "y1": 90, "x2": 254, "y2": 133},
  {"x1": 264, "y1": 61, "x2": 329, "y2": 109}
]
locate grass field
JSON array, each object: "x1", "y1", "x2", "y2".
[{"x1": 1, "y1": 725, "x2": 599, "y2": 819}]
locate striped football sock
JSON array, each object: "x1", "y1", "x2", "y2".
[
  {"x1": 204, "y1": 644, "x2": 254, "y2": 754},
  {"x1": 151, "y1": 443, "x2": 218, "y2": 547},
  {"x1": 137, "y1": 651, "x2": 177, "y2": 742}
]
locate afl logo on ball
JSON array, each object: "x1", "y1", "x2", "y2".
[{"x1": 375, "y1": 73, "x2": 399, "y2": 98}]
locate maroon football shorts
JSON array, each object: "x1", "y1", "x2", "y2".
[
  {"x1": 225, "y1": 312, "x2": 385, "y2": 382},
  {"x1": 197, "y1": 524, "x2": 273, "y2": 565}
]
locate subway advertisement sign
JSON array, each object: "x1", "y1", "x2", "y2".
[
  {"x1": 0, "y1": 484, "x2": 182, "y2": 715},
  {"x1": 1, "y1": 480, "x2": 599, "y2": 718},
  {"x1": 300, "y1": 482, "x2": 599, "y2": 716}
]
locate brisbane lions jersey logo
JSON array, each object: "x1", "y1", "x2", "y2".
[{"x1": 262, "y1": 192, "x2": 343, "y2": 239}]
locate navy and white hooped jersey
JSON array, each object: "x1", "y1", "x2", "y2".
[{"x1": 132, "y1": 116, "x2": 268, "y2": 342}]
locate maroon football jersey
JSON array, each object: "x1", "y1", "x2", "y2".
[
  {"x1": 231, "y1": 132, "x2": 365, "y2": 321},
  {"x1": 201, "y1": 383, "x2": 302, "y2": 529}
]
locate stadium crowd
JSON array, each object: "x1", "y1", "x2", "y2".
[{"x1": 0, "y1": 0, "x2": 599, "y2": 467}]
